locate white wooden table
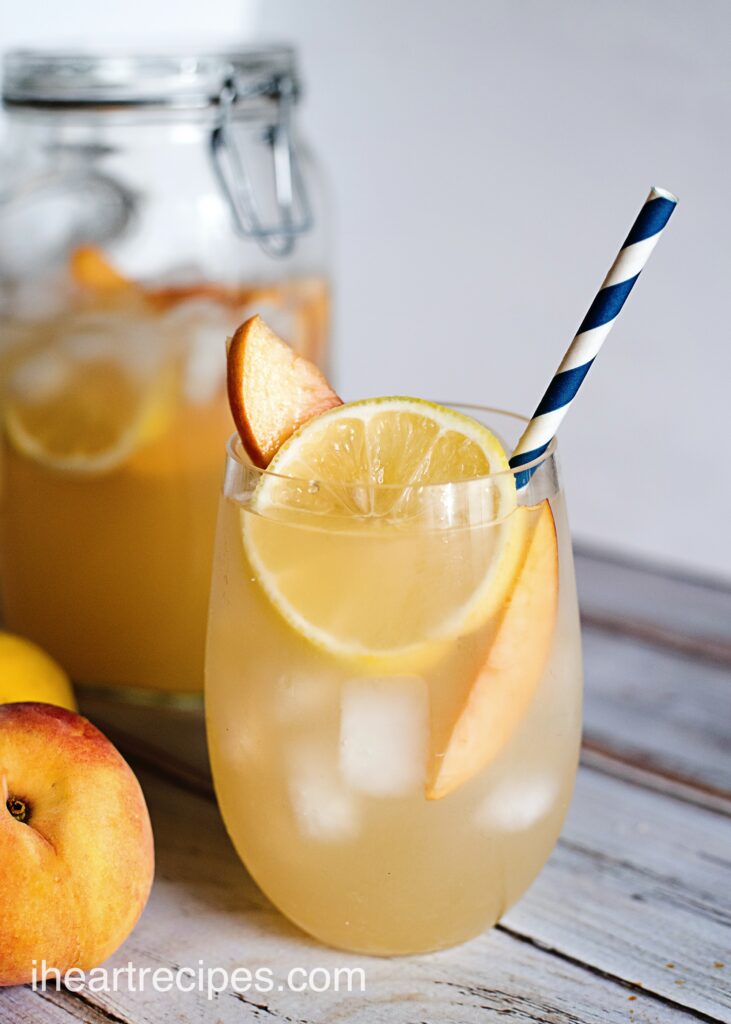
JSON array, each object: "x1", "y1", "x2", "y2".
[{"x1": 3, "y1": 547, "x2": 729, "y2": 1023}]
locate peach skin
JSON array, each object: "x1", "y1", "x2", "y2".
[{"x1": 0, "y1": 703, "x2": 154, "y2": 986}]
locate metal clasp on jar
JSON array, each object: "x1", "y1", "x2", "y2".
[{"x1": 210, "y1": 73, "x2": 313, "y2": 259}]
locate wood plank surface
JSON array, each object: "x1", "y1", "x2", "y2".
[
  {"x1": 2, "y1": 766, "x2": 722, "y2": 1024},
  {"x1": 582, "y1": 626, "x2": 731, "y2": 800},
  {"x1": 575, "y1": 546, "x2": 731, "y2": 665},
  {"x1": 504, "y1": 766, "x2": 731, "y2": 1019},
  {"x1": 3, "y1": 548, "x2": 729, "y2": 1022}
]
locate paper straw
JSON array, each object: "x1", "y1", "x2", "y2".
[{"x1": 510, "y1": 186, "x2": 677, "y2": 488}]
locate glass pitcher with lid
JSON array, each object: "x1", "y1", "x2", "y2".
[{"x1": 0, "y1": 46, "x2": 330, "y2": 697}]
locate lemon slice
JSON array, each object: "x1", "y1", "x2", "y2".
[
  {"x1": 5, "y1": 353, "x2": 176, "y2": 475},
  {"x1": 243, "y1": 397, "x2": 527, "y2": 664}
]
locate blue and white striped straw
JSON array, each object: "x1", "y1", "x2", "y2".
[{"x1": 510, "y1": 186, "x2": 678, "y2": 488}]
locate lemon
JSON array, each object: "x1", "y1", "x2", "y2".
[
  {"x1": 5, "y1": 353, "x2": 177, "y2": 475},
  {"x1": 243, "y1": 397, "x2": 527, "y2": 664},
  {"x1": 0, "y1": 632, "x2": 77, "y2": 710}
]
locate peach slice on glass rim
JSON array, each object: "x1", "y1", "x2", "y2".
[{"x1": 226, "y1": 314, "x2": 342, "y2": 468}]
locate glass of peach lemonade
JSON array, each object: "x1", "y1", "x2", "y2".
[{"x1": 205, "y1": 317, "x2": 583, "y2": 955}]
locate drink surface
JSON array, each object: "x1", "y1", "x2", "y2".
[
  {"x1": 206, "y1": 426, "x2": 583, "y2": 954},
  {"x1": 0, "y1": 274, "x2": 329, "y2": 691}
]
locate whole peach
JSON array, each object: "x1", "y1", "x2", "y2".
[{"x1": 0, "y1": 703, "x2": 154, "y2": 986}]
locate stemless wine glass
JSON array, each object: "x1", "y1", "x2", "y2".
[{"x1": 205, "y1": 405, "x2": 583, "y2": 955}]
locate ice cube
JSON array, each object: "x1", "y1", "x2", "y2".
[
  {"x1": 339, "y1": 676, "x2": 428, "y2": 797},
  {"x1": 9, "y1": 349, "x2": 69, "y2": 401},
  {"x1": 163, "y1": 299, "x2": 231, "y2": 404},
  {"x1": 9, "y1": 272, "x2": 70, "y2": 321},
  {"x1": 288, "y1": 742, "x2": 360, "y2": 841},
  {"x1": 475, "y1": 773, "x2": 559, "y2": 832},
  {"x1": 59, "y1": 311, "x2": 162, "y2": 376}
]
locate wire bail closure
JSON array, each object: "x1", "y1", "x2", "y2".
[{"x1": 210, "y1": 74, "x2": 313, "y2": 259}]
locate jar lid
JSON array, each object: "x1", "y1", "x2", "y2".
[{"x1": 2, "y1": 46, "x2": 299, "y2": 110}]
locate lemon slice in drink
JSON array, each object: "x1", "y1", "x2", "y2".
[
  {"x1": 5, "y1": 353, "x2": 176, "y2": 475},
  {"x1": 244, "y1": 397, "x2": 527, "y2": 664}
]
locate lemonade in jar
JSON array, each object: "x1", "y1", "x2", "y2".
[
  {"x1": 0, "y1": 48, "x2": 329, "y2": 694},
  {"x1": 206, "y1": 318, "x2": 583, "y2": 953}
]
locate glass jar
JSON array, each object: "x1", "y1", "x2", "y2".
[{"x1": 0, "y1": 48, "x2": 330, "y2": 696}]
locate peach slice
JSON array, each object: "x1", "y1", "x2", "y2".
[
  {"x1": 70, "y1": 245, "x2": 133, "y2": 293},
  {"x1": 227, "y1": 314, "x2": 342, "y2": 468},
  {"x1": 145, "y1": 282, "x2": 279, "y2": 312},
  {"x1": 70, "y1": 246, "x2": 274, "y2": 311},
  {"x1": 426, "y1": 501, "x2": 559, "y2": 800}
]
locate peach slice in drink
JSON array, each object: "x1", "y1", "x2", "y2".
[
  {"x1": 70, "y1": 246, "x2": 290, "y2": 314},
  {"x1": 426, "y1": 501, "x2": 559, "y2": 800},
  {"x1": 146, "y1": 282, "x2": 291, "y2": 314},
  {"x1": 71, "y1": 245, "x2": 134, "y2": 293}
]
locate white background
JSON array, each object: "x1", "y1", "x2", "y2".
[{"x1": 2, "y1": 1, "x2": 729, "y2": 579}]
